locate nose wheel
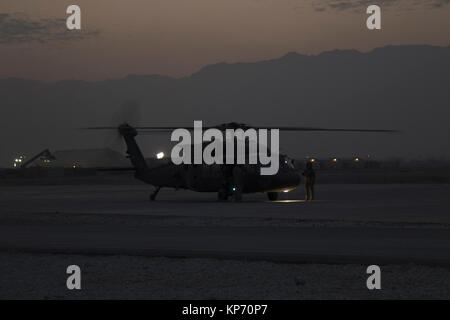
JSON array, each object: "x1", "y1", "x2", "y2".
[{"x1": 150, "y1": 186, "x2": 161, "y2": 201}]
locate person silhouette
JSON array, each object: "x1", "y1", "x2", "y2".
[{"x1": 302, "y1": 162, "x2": 316, "y2": 201}]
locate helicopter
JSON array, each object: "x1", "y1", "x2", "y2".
[{"x1": 88, "y1": 122, "x2": 396, "y2": 201}]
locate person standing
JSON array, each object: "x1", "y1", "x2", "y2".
[{"x1": 302, "y1": 162, "x2": 316, "y2": 201}]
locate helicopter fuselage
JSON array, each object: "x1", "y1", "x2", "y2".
[
  {"x1": 119, "y1": 123, "x2": 301, "y2": 198},
  {"x1": 135, "y1": 160, "x2": 301, "y2": 194}
]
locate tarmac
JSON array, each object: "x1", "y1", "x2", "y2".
[{"x1": 1, "y1": 184, "x2": 449, "y2": 265}]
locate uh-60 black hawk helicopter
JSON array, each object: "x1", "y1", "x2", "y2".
[{"x1": 87, "y1": 122, "x2": 395, "y2": 202}]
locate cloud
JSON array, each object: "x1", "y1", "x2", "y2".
[
  {"x1": 311, "y1": 0, "x2": 450, "y2": 12},
  {"x1": 0, "y1": 13, "x2": 98, "y2": 44},
  {"x1": 432, "y1": 0, "x2": 450, "y2": 7}
]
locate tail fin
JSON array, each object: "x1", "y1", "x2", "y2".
[{"x1": 118, "y1": 123, "x2": 148, "y2": 172}]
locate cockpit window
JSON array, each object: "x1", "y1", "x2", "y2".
[{"x1": 283, "y1": 156, "x2": 295, "y2": 169}]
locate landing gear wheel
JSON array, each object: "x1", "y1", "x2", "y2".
[
  {"x1": 217, "y1": 189, "x2": 229, "y2": 201},
  {"x1": 232, "y1": 190, "x2": 242, "y2": 202},
  {"x1": 150, "y1": 186, "x2": 161, "y2": 201},
  {"x1": 267, "y1": 192, "x2": 278, "y2": 201}
]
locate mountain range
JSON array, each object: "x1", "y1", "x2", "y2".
[{"x1": 0, "y1": 44, "x2": 449, "y2": 166}]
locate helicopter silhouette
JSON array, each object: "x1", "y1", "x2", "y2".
[{"x1": 87, "y1": 121, "x2": 396, "y2": 201}]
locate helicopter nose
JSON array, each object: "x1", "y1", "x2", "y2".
[{"x1": 278, "y1": 171, "x2": 300, "y2": 188}]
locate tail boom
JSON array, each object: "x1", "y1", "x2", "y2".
[{"x1": 118, "y1": 123, "x2": 148, "y2": 172}]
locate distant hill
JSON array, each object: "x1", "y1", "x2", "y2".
[{"x1": 0, "y1": 45, "x2": 449, "y2": 166}]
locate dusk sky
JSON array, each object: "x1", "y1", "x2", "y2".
[{"x1": 1, "y1": 0, "x2": 449, "y2": 81}]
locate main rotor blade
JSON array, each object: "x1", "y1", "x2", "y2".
[
  {"x1": 84, "y1": 126, "x2": 214, "y2": 131},
  {"x1": 263, "y1": 127, "x2": 399, "y2": 133},
  {"x1": 83, "y1": 127, "x2": 119, "y2": 130},
  {"x1": 83, "y1": 126, "x2": 398, "y2": 133}
]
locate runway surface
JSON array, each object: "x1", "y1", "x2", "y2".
[
  {"x1": 1, "y1": 224, "x2": 450, "y2": 265},
  {"x1": 1, "y1": 184, "x2": 449, "y2": 266}
]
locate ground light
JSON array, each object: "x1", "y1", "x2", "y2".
[
  {"x1": 156, "y1": 152, "x2": 165, "y2": 159},
  {"x1": 12, "y1": 156, "x2": 25, "y2": 168}
]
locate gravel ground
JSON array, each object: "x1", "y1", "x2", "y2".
[
  {"x1": 1, "y1": 253, "x2": 449, "y2": 299},
  {"x1": 1, "y1": 184, "x2": 449, "y2": 299}
]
